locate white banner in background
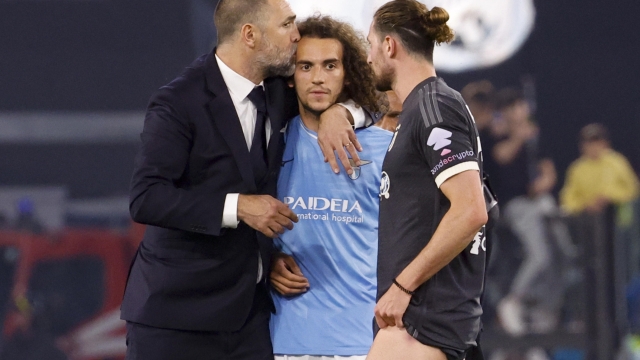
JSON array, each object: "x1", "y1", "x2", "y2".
[{"x1": 288, "y1": 0, "x2": 535, "y2": 73}]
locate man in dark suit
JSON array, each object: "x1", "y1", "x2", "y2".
[{"x1": 120, "y1": 0, "x2": 365, "y2": 358}]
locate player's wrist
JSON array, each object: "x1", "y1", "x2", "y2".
[
  {"x1": 324, "y1": 103, "x2": 355, "y2": 127},
  {"x1": 236, "y1": 194, "x2": 257, "y2": 222},
  {"x1": 393, "y1": 278, "x2": 415, "y2": 296}
]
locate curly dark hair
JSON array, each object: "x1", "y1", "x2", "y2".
[{"x1": 297, "y1": 15, "x2": 379, "y2": 112}]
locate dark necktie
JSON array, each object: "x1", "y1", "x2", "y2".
[{"x1": 247, "y1": 86, "x2": 268, "y2": 185}]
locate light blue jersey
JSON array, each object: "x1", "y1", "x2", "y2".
[{"x1": 271, "y1": 116, "x2": 392, "y2": 356}]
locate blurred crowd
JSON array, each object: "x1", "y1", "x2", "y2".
[{"x1": 462, "y1": 80, "x2": 640, "y2": 358}]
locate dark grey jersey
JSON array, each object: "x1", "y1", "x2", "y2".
[{"x1": 377, "y1": 77, "x2": 486, "y2": 349}]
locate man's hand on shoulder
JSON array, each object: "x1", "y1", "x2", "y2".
[
  {"x1": 237, "y1": 195, "x2": 298, "y2": 238},
  {"x1": 270, "y1": 252, "x2": 309, "y2": 296},
  {"x1": 317, "y1": 104, "x2": 363, "y2": 175}
]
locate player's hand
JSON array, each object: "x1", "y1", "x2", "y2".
[
  {"x1": 317, "y1": 104, "x2": 362, "y2": 175},
  {"x1": 237, "y1": 195, "x2": 298, "y2": 238},
  {"x1": 374, "y1": 284, "x2": 412, "y2": 329},
  {"x1": 270, "y1": 252, "x2": 309, "y2": 296}
]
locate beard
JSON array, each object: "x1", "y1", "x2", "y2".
[
  {"x1": 373, "y1": 61, "x2": 394, "y2": 92},
  {"x1": 298, "y1": 94, "x2": 334, "y2": 119},
  {"x1": 299, "y1": 100, "x2": 325, "y2": 119},
  {"x1": 255, "y1": 34, "x2": 297, "y2": 78}
]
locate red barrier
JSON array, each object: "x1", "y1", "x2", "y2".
[{"x1": 0, "y1": 228, "x2": 142, "y2": 360}]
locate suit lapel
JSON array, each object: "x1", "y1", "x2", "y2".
[
  {"x1": 265, "y1": 77, "x2": 294, "y2": 171},
  {"x1": 265, "y1": 86, "x2": 283, "y2": 170},
  {"x1": 204, "y1": 51, "x2": 257, "y2": 192}
]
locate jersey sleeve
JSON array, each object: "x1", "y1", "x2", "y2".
[{"x1": 415, "y1": 107, "x2": 480, "y2": 188}]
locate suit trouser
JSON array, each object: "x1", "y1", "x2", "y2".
[{"x1": 125, "y1": 285, "x2": 273, "y2": 360}]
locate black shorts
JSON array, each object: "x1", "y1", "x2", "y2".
[
  {"x1": 404, "y1": 323, "x2": 466, "y2": 360},
  {"x1": 400, "y1": 294, "x2": 482, "y2": 360},
  {"x1": 372, "y1": 315, "x2": 478, "y2": 360}
]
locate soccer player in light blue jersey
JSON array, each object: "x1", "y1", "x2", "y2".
[{"x1": 269, "y1": 15, "x2": 401, "y2": 360}]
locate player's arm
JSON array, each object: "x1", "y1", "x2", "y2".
[
  {"x1": 374, "y1": 170, "x2": 487, "y2": 328},
  {"x1": 396, "y1": 170, "x2": 487, "y2": 288},
  {"x1": 270, "y1": 252, "x2": 309, "y2": 296}
]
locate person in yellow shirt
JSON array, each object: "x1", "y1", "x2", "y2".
[{"x1": 561, "y1": 123, "x2": 639, "y2": 214}]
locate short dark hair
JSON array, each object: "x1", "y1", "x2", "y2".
[
  {"x1": 462, "y1": 80, "x2": 495, "y2": 106},
  {"x1": 297, "y1": 15, "x2": 379, "y2": 112},
  {"x1": 214, "y1": 0, "x2": 269, "y2": 45},
  {"x1": 580, "y1": 123, "x2": 609, "y2": 142},
  {"x1": 495, "y1": 88, "x2": 525, "y2": 110},
  {"x1": 373, "y1": 0, "x2": 454, "y2": 62}
]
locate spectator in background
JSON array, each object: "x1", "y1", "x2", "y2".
[
  {"x1": 462, "y1": 80, "x2": 499, "y2": 188},
  {"x1": 561, "y1": 123, "x2": 640, "y2": 352},
  {"x1": 492, "y1": 88, "x2": 556, "y2": 205},
  {"x1": 493, "y1": 88, "x2": 574, "y2": 336},
  {"x1": 560, "y1": 123, "x2": 639, "y2": 215},
  {"x1": 461, "y1": 81, "x2": 494, "y2": 131},
  {"x1": 561, "y1": 125, "x2": 640, "y2": 339}
]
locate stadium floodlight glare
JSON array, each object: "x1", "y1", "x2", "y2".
[{"x1": 288, "y1": 0, "x2": 535, "y2": 73}]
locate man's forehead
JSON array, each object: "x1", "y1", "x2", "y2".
[
  {"x1": 273, "y1": 0, "x2": 295, "y2": 16},
  {"x1": 366, "y1": 23, "x2": 376, "y2": 41},
  {"x1": 297, "y1": 37, "x2": 343, "y2": 59}
]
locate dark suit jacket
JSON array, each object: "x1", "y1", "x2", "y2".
[{"x1": 120, "y1": 50, "x2": 298, "y2": 332}]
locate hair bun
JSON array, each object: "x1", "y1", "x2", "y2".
[
  {"x1": 422, "y1": 7, "x2": 454, "y2": 44},
  {"x1": 425, "y1": 7, "x2": 450, "y2": 26}
]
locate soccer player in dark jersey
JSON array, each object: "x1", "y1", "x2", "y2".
[{"x1": 365, "y1": 1, "x2": 489, "y2": 359}]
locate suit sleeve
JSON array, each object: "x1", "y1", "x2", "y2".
[{"x1": 129, "y1": 87, "x2": 228, "y2": 236}]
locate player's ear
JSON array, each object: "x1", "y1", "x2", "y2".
[
  {"x1": 386, "y1": 36, "x2": 396, "y2": 58},
  {"x1": 241, "y1": 23, "x2": 259, "y2": 48},
  {"x1": 287, "y1": 77, "x2": 294, "y2": 88}
]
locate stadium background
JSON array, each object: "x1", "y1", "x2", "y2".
[{"x1": 0, "y1": 0, "x2": 637, "y2": 359}]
